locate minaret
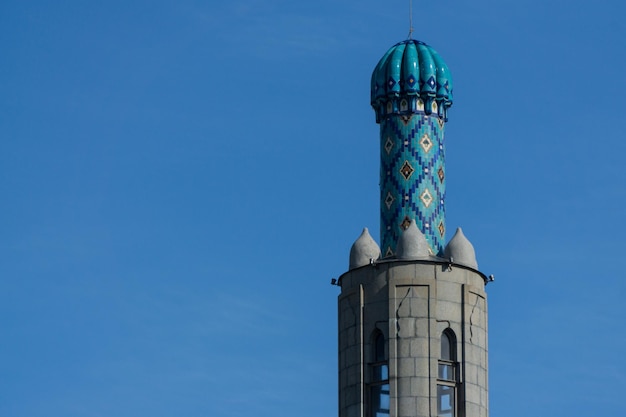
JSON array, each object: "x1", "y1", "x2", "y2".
[
  {"x1": 371, "y1": 40, "x2": 452, "y2": 257},
  {"x1": 336, "y1": 40, "x2": 490, "y2": 417}
]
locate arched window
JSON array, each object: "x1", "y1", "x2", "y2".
[
  {"x1": 437, "y1": 329, "x2": 458, "y2": 417},
  {"x1": 370, "y1": 332, "x2": 389, "y2": 417}
]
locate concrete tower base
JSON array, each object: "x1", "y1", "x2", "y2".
[{"x1": 338, "y1": 260, "x2": 488, "y2": 417}]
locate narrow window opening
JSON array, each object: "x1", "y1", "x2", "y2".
[
  {"x1": 437, "y1": 329, "x2": 458, "y2": 417},
  {"x1": 370, "y1": 332, "x2": 389, "y2": 417}
]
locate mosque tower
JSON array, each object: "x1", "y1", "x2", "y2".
[{"x1": 336, "y1": 40, "x2": 490, "y2": 417}]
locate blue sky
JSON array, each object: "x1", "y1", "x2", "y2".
[{"x1": 1, "y1": 1, "x2": 625, "y2": 416}]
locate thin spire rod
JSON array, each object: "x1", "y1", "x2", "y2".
[{"x1": 407, "y1": 0, "x2": 414, "y2": 39}]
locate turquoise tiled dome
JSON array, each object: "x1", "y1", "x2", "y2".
[{"x1": 371, "y1": 40, "x2": 453, "y2": 118}]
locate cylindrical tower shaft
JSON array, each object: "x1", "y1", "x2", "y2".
[
  {"x1": 379, "y1": 108, "x2": 446, "y2": 256},
  {"x1": 337, "y1": 260, "x2": 489, "y2": 417}
]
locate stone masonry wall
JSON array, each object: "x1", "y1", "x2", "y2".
[{"x1": 338, "y1": 261, "x2": 488, "y2": 417}]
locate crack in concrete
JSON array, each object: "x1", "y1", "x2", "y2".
[
  {"x1": 469, "y1": 294, "x2": 479, "y2": 344},
  {"x1": 396, "y1": 288, "x2": 412, "y2": 338}
]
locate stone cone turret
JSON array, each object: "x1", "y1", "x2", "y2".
[
  {"x1": 444, "y1": 227, "x2": 478, "y2": 269},
  {"x1": 396, "y1": 220, "x2": 431, "y2": 259},
  {"x1": 349, "y1": 228, "x2": 381, "y2": 270}
]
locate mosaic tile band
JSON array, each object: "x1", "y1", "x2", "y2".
[{"x1": 379, "y1": 109, "x2": 446, "y2": 256}]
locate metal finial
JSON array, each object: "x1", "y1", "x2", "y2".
[{"x1": 408, "y1": 0, "x2": 414, "y2": 38}]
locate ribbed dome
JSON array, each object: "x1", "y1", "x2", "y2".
[
  {"x1": 371, "y1": 39, "x2": 453, "y2": 112},
  {"x1": 349, "y1": 228, "x2": 381, "y2": 270}
]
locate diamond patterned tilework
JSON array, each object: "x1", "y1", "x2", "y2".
[
  {"x1": 380, "y1": 111, "x2": 446, "y2": 255},
  {"x1": 400, "y1": 161, "x2": 415, "y2": 180},
  {"x1": 385, "y1": 192, "x2": 395, "y2": 210},
  {"x1": 419, "y1": 188, "x2": 434, "y2": 207},
  {"x1": 384, "y1": 136, "x2": 394, "y2": 154},
  {"x1": 419, "y1": 133, "x2": 433, "y2": 152}
]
